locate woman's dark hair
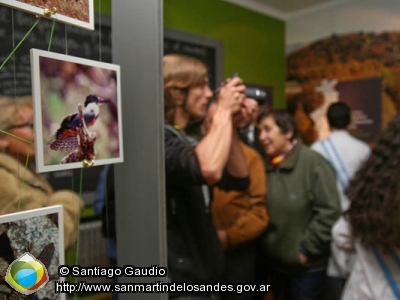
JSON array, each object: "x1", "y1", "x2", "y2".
[
  {"x1": 257, "y1": 109, "x2": 298, "y2": 141},
  {"x1": 345, "y1": 113, "x2": 400, "y2": 252}
]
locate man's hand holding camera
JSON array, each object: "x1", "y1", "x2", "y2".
[
  {"x1": 214, "y1": 76, "x2": 259, "y2": 128},
  {"x1": 216, "y1": 77, "x2": 246, "y2": 115}
]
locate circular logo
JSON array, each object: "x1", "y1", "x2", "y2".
[{"x1": 6, "y1": 253, "x2": 49, "y2": 295}]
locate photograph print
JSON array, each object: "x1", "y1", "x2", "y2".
[
  {"x1": 0, "y1": 0, "x2": 94, "y2": 30},
  {"x1": 31, "y1": 48, "x2": 123, "y2": 173},
  {"x1": 0, "y1": 205, "x2": 65, "y2": 300}
]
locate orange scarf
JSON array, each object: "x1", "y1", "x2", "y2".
[{"x1": 270, "y1": 140, "x2": 297, "y2": 167}]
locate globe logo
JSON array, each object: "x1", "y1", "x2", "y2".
[{"x1": 5, "y1": 253, "x2": 49, "y2": 295}]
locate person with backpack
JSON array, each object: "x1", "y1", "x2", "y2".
[
  {"x1": 163, "y1": 54, "x2": 256, "y2": 300},
  {"x1": 311, "y1": 102, "x2": 370, "y2": 300}
]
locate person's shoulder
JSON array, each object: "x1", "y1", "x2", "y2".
[
  {"x1": 352, "y1": 136, "x2": 370, "y2": 149},
  {"x1": 241, "y1": 142, "x2": 265, "y2": 165},
  {"x1": 300, "y1": 143, "x2": 332, "y2": 166},
  {"x1": 164, "y1": 127, "x2": 174, "y2": 137},
  {"x1": 310, "y1": 139, "x2": 324, "y2": 153},
  {"x1": 344, "y1": 134, "x2": 371, "y2": 154},
  {"x1": 164, "y1": 125, "x2": 183, "y2": 142},
  {"x1": 302, "y1": 143, "x2": 323, "y2": 158},
  {"x1": 333, "y1": 131, "x2": 364, "y2": 144},
  {"x1": 322, "y1": 131, "x2": 368, "y2": 150},
  {"x1": 241, "y1": 142, "x2": 260, "y2": 156}
]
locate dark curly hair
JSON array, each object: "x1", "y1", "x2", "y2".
[{"x1": 345, "y1": 113, "x2": 400, "y2": 252}]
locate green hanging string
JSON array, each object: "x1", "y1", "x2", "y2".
[
  {"x1": 0, "y1": 18, "x2": 40, "y2": 71},
  {"x1": 0, "y1": 129, "x2": 33, "y2": 144},
  {"x1": 48, "y1": 20, "x2": 56, "y2": 51}
]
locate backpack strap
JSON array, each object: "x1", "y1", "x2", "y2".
[
  {"x1": 373, "y1": 248, "x2": 400, "y2": 299},
  {"x1": 391, "y1": 251, "x2": 400, "y2": 269},
  {"x1": 165, "y1": 123, "x2": 200, "y2": 147},
  {"x1": 165, "y1": 123, "x2": 185, "y2": 138}
]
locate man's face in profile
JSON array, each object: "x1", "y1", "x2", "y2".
[{"x1": 185, "y1": 78, "x2": 213, "y2": 120}]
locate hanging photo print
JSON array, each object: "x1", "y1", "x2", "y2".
[
  {"x1": 0, "y1": 0, "x2": 94, "y2": 30},
  {"x1": 0, "y1": 205, "x2": 65, "y2": 300},
  {"x1": 31, "y1": 48, "x2": 123, "y2": 173}
]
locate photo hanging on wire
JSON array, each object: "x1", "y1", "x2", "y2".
[
  {"x1": 0, "y1": 0, "x2": 94, "y2": 30},
  {"x1": 0, "y1": 205, "x2": 66, "y2": 300},
  {"x1": 30, "y1": 48, "x2": 124, "y2": 173}
]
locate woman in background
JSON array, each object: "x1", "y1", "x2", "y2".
[
  {"x1": 257, "y1": 109, "x2": 341, "y2": 300},
  {"x1": 0, "y1": 96, "x2": 83, "y2": 250},
  {"x1": 333, "y1": 113, "x2": 400, "y2": 300}
]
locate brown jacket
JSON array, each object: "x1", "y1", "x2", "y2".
[
  {"x1": 0, "y1": 153, "x2": 83, "y2": 249},
  {"x1": 212, "y1": 142, "x2": 269, "y2": 249}
]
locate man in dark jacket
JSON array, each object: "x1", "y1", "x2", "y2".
[{"x1": 164, "y1": 54, "x2": 255, "y2": 299}]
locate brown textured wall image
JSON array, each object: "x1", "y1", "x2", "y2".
[{"x1": 286, "y1": 31, "x2": 400, "y2": 144}]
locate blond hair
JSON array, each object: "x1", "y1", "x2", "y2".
[{"x1": 163, "y1": 54, "x2": 208, "y2": 123}]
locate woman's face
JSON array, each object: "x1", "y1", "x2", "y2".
[
  {"x1": 258, "y1": 115, "x2": 293, "y2": 157},
  {"x1": 4, "y1": 105, "x2": 35, "y2": 162}
]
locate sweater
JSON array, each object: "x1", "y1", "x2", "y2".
[
  {"x1": 212, "y1": 142, "x2": 268, "y2": 249},
  {"x1": 0, "y1": 153, "x2": 83, "y2": 249}
]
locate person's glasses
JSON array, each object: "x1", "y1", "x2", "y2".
[{"x1": 8, "y1": 122, "x2": 34, "y2": 130}]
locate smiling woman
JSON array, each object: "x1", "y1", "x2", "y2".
[{"x1": 256, "y1": 109, "x2": 342, "y2": 300}]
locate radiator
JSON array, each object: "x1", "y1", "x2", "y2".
[{"x1": 77, "y1": 220, "x2": 113, "y2": 284}]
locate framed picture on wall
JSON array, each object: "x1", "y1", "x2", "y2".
[
  {"x1": 0, "y1": 0, "x2": 94, "y2": 30},
  {"x1": 31, "y1": 48, "x2": 123, "y2": 173},
  {"x1": 337, "y1": 77, "x2": 383, "y2": 143},
  {"x1": 0, "y1": 205, "x2": 65, "y2": 300}
]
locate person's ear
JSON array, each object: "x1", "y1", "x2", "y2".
[{"x1": 285, "y1": 129, "x2": 294, "y2": 141}]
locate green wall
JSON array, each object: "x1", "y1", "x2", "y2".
[
  {"x1": 94, "y1": 0, "x2": 111, "y2": 14},
  {"x1": 164, "y1": 0, "x2": 286, "y2": 108}
]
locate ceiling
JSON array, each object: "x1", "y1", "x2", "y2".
[{"x1": 223, "y1": 0, "x2": 352, "y2": 20}]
